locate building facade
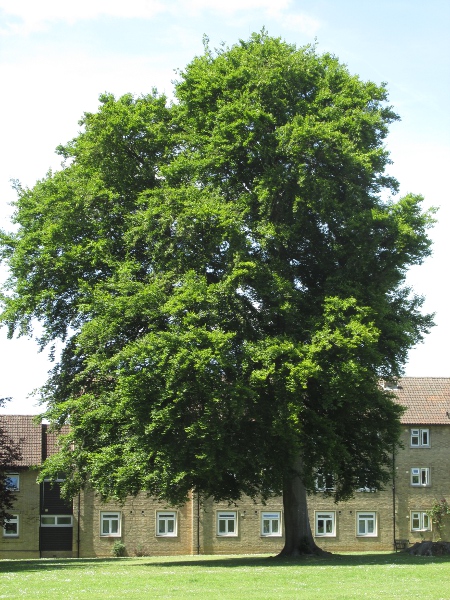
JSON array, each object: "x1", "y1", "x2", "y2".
[{"x1": 2, "y1": 378, "x2": 450, "y2": 557}]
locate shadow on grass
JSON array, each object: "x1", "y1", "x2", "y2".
[{"x1": 2, "y1": 552, "x2": 450, "y2": 573}]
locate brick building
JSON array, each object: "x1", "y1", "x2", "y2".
[{"x1": 1, "y1": 377, "x2": 450, "y2": 557}]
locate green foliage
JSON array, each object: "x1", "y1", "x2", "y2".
[
  {"x1": 112, "y1": 541, "x2": 127, "y2": 557},
  {"x1": 0, "y1": 33, "x2": 435, "y2": 511},
  {"x1": 427, "y1": 499, "x2": 450, "y2": 541}
]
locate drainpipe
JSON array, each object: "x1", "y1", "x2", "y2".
[
  {"x1": 77, "y1": 491, "x2": 81, "y2": 558},
  {"x1": 197, "y1": 490, "x2": 201, "y2": 555},
  {"x1": 392, "y1": 446, "x2": 396, "y2": 549}
]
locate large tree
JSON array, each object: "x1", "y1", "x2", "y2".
[
  {"x1": 0, "y1": 399, "x2": 22, "y2": 526},
  {"x1": 0, "y1": 33, "x2": 434, "y2": 555}
]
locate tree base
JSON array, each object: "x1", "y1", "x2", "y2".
[
  {"x1": 274, "y1": 537, "x2": 332, "y2": 558},
  {"x1": 407, "y1": 541, "x2": 450, "y2": 556}
]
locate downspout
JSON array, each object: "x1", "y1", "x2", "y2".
[
  {"x1": 39, "y1": 480, "x2": 43, "y2": 559},
  {"x1": 392, "y1": 446, "x2": 396, "y2": 549},
  {"x1": 197, "y1": 490, "x2": 200, "y2": 555},
  {"x1": 77, "y1": 491, "x2": 81, "y2": 558},
  {"x1": 39, "y1": 424, "x2": 47, "y2": 559}
]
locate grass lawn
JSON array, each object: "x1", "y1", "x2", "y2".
[{"x1": 1, "y1": 553, "x2": 450, "y2": 599}]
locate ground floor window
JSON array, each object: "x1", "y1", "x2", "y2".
[
  {"x1": 217, "y1": 511, "x2": 237, "y2": 536},
  {"x1": 261, "y1": 512, "x2": 282, "y2": 536},
  {"x1": 41, "y1": 515, "x2": 73, "y2": 526},
  {"x1": 357, "y1": 512, "x2": 377, "y2": 536},
  {"x1": 315, "y1": 511, "x2": 336, "y2": 537},
  {"x1": 3, "y1": 515, "x2": 19, "y2": 537},
  {"x1": 100, "y1": 512, "x2": 121, "y2": 536},
  {"x1": 156, "y1": 511, "x2": 177, "y2": 536},
  {"x1": 411, "y1": 511, "x2": 431, "y2": 531}
]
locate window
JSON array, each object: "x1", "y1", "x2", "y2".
[
  {"x1": 411, "y1": 468, "x2": 430, "y2": 486},
  {"x1": 4, "y1": 474, "x2": 19, "y2": 490},
  {"x1": 411, "y1": 429, "x2": 429, "y2": 447},
  {"x1": 411, "y1": 511, "x2": 431, "y2": 531},
  {"x1": 100, "y1": 512, "x2": 121, "y2": 537},
  {"x1": 43, "y1": 473, "x2": 66, "y2": 482},
  {"x1": 261, "y1": 512, "x2": 282, "y2": 536},
  {"x1": 315, "y1": 512, "x2": 336, "y2": 537},
  {"x1": 41, "y1": 515, "x2": 73, "y2": 527},
  {"x1": 156, "y1": 511, "x2": 177, "y2": 536},
  {"x1": 3, "y1": 515, "x2": 19, "y2": 537},
  {"x1": 357, "y1": 512, "x2": 377, "y2": 536},
  {"x1": 217, "y1": 511, "x2": 237, "y2": 536},
  {"x1": 315, "y1": 473, "x2": 334, "y2": 492}
]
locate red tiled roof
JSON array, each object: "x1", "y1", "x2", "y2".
[
  {"x1": 0, "y1": 415, "x2": 42, "y2": 467},
  {"x1": 395, "y1": 377, "x2": 450, "y2": 425},
  {"x1": 0, "y1": 416, "x2": 70, "y2": 467},
  {"x1": 45, "y1": 424, "x2": 70, "y2": 457}
]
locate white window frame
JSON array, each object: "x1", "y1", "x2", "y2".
[
  {"x1": 43, "y1": 473, "x2": 66, "y2": 482},
  {"x1": 40, "y1": 515, "x2": 73, "y2": 527},
  {"x1": 156, "y1": 511, "x2": 177, "y2": 537},
  {"x1": 261, "y1": 512, "x2": 282, "y2": 537},
  {"x1": 100, "y1": 511, "x2": 121, "y2": 537},
  {"x1": 356, "y1": 512, "x2": 377, "y2": 537},
  {"x1": 411, "y1": 511, "x2": 431, "y2": 531},
  {"x1": 217, "y1": 511, "x2": 238, "y2": 536},
  {"x1": 5, "y1": 473, "x2": 19, "y2": 491},
  {"x1": 410, "y1": 429, "x2": 430, "y2": 448},
  {"x1": 315, "y1": 511, "x2": 336, "y2": 537},
  {"x1": 315, "y1": 473, "x2": 334, "y2": 492},
  {"x1": 411, "y1": 467, "x2": 430, "y2": 486},
  {"x1": 3, "y1": 515, "x2": 19, "y2": 537}
]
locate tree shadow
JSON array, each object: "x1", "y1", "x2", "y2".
[{"x1": 2, "y1": 551, "x2": 450, "y2": 574}]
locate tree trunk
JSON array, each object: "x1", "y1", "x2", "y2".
[{"x1": 277, "y1": 455, "x2": 329, "y2": 557}]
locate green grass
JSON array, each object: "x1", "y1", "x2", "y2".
[{"x1": 1, "y1": 553, "x2": 450, "y2": 599}]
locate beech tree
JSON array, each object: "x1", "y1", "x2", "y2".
[
  {"x1": 0, "y1": 399, "x2": 22, "y2": 526},
  {"x1": 0, "y1": 33, "x2": 435, "y2": 555}
]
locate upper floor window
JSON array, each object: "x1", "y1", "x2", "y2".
[
  {"x1": 41, "y1": 515, "x2": 73, "y2": 527},
  {"x1": 411, "y1": 467, "x2": 430, "y2": 486},
  {"x1": 315, "y1": 473, "x2": 334, "y2": 492},
  {"x1": 261, "y1": 512, "x2": 282, "y2": 537},
  {"x1": 410, "y1": 429, "x2": 429, "y2": 447},
  {"x1": 4, "y1": 474, "x2": 19, "y2": 490},
  {"x1": 43, "y1": 472, "x2": 66, "y2": 482},
  {"x1": 3, "y1": 515, "x2": 19, "y2": 537}
]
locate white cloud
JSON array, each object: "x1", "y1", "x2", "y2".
[
  {"x1": 0, "y1": 0, "x2": 321, "y2": 37},
  {"x1": 0, "y1": 0, "x2": 167, "y2": 35},
  {"x1": 276, "y1": 12, "x2": 321, "y2": 35}
]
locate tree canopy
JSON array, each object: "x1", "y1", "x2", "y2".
[{"x1": 0, "y1": 33, "x2": 435, "y2": 554}]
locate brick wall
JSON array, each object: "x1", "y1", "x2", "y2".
[
  {"x1": 199, "y1": 496, "x2": 285, "y2": 555},
  {"x1": 0, "y1": 470, "x2": 40, "y2": 559},
  {"x1": 394, "y1": 424, "x2": 450, "y2": 544},
  {"x1": 75, "y1": 487, "x2": 193, "y2": 557}
]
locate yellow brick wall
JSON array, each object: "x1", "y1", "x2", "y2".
[
  {"x1": 4, "y1": 423, "x2": 450, "y2": 558},
  {"x1": 199, "y1": 496, "x2": 285, "y2": 555},
  {"x1": 0, "y1": 470, "x2": 40, "y2": 559},
  {"x1": 75, "y1": 487, "x2": 193, "y2": 557},
  {"x1": 308, "y1": 490, "x2": 394, "y2": 552},
  {"x1": 394, "y1": 425, "x2": 450, "y2": 543}
]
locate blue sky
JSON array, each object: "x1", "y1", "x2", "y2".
[{"x1": 1, "y1": 0, "x2": 449, "y2": 413}]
